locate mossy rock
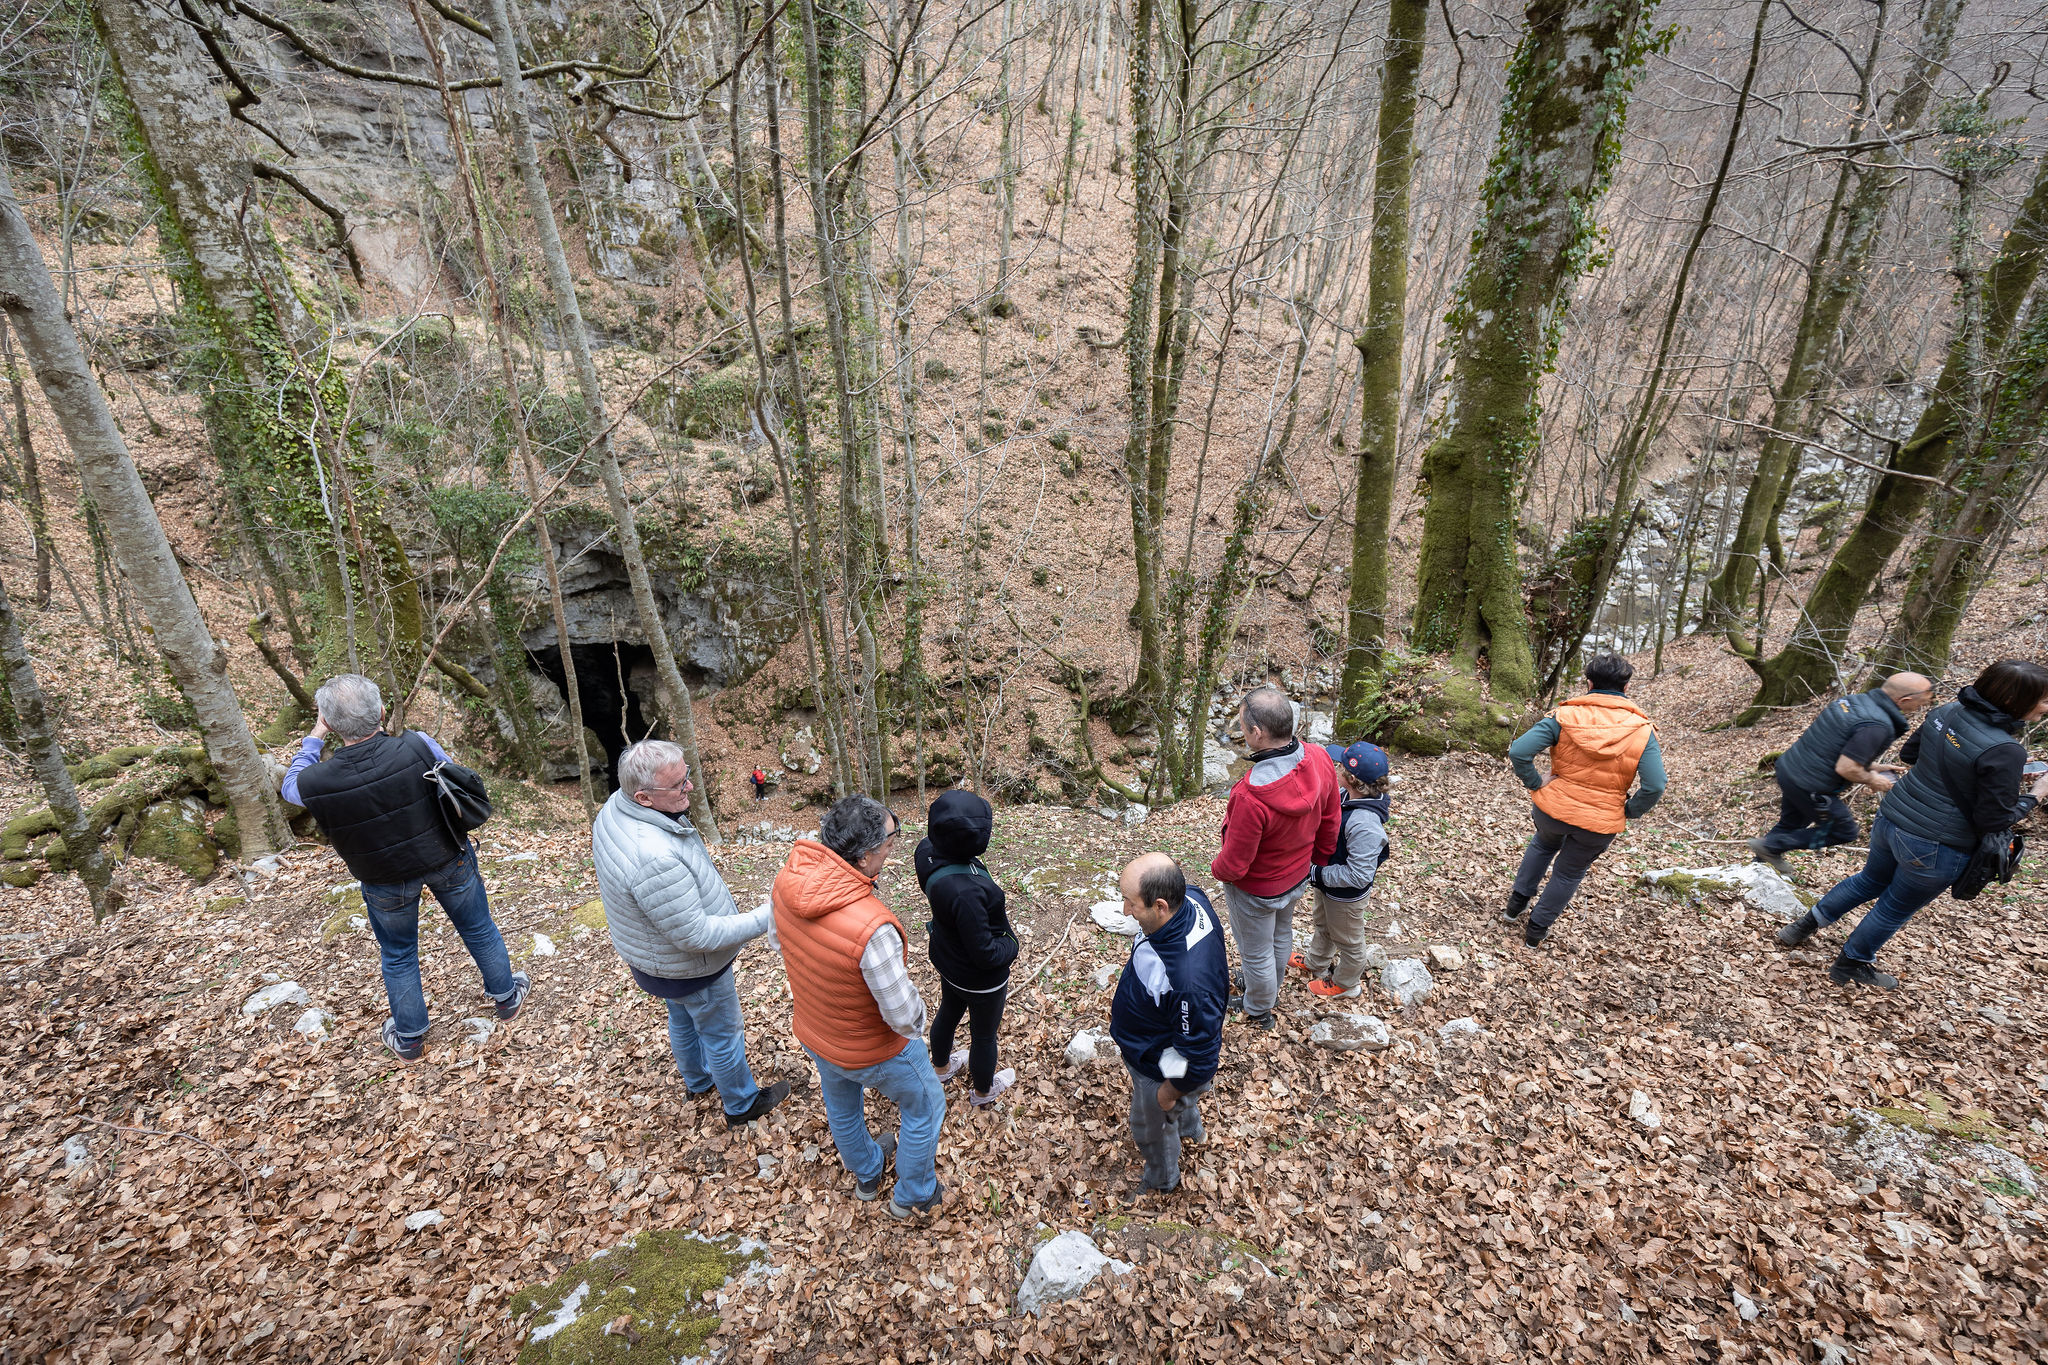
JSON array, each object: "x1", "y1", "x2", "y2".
[
  {"x1": 204, "y1": 894, "x2": 247, "y2": 915},
  {"x1": 2, "y1": 807, "x2": 60, "y2": 861},
  {"x1": 258, "y1": 702, "x2": 313, "y2": 748},
  {"x1": 129, "y1": 799, "x2": 220, "y2": 881},
  {"x1": 68, "y1": 745, "x2": 162, "y2": 784},
  {"x1": 321, "y1": 886, "x2": 366, "y2": 943},
  {"x1": 510, "y1": 1229, "x2": 763, "y2": 1363},
  {"x1": 1866, "y1": 1092, "x2": 2007, "y2": 1143},
  {"x1": 1, "y1": 862, "x2": 42, "y2": 889},
  {"x1": 572, "y1": 898, "x2": 608, "y2": 933},
  {"x1": 1386, "y1": 667, "x2": 1519, "y2": 757}
]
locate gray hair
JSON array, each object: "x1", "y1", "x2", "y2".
[
  {"x1": 618, "y1": 739, "x2": 689, "y2": 797},
  {"x1": 1240, "y1": 685, "x2": 1295, "y2": 740},
  {"x1": 315, "y1": 673, "x2": 386, "y2": 741},
  {"x1": 820, "y1": 794, "x2": 896, "y2": 863}
]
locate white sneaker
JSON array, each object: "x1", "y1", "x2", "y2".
[
  {"x1": 934, "y1": 1048, "x2": 970, "y2": 1081},
  {"x1": 969, "y1": 1069, "x2": 1016, "y2": 1107}
]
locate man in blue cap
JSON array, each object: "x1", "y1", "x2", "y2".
[{"x1": 1290, "y1": 741, "x2": 1393, "y2": 999}]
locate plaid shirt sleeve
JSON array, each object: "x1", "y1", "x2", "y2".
[{"x1": 859, "y1": 924, "x2": 927, "y2": 1039}]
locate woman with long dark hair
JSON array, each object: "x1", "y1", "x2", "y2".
[{"x1": 1779, "y1": 659, "x2": 2048, "y2": 988}]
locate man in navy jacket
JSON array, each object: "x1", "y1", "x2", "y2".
[{"x1": 1109, "y1": 853, "x2": 1229, "y2": 1194}]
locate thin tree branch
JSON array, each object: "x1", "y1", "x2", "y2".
[{"x1": 249, "y1": 162, "x2": 365, "y2": 285}]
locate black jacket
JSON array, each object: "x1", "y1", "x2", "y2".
[
  {"x1": 914, "y1": 789, "x2": 1018, "y2": 991},
  {"x1": 1882, "y1": 688, "x2": 2039, "y2": 851},
  {"x1": 294, "y1": 731, "x2": 463, "y2": 884}
]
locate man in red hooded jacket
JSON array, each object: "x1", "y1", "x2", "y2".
[{"x1": 1210, "y1": 686, "x2": 1342, "y2": 1029}]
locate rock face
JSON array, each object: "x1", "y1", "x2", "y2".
[
  {"x1": 1202, "y1": 740, "x2": 1237, "y2": 790},
  {"x1": 1642, "y1": 863, "x2": 1807, "y2": 920},
  {"x1": 1017, "y1": 1232, "x2": 1133, "y2": 1316},
  {"x1": 1310, "y1": 1014, "x2": 1392, "y2": 1053},
  {"x1": 1381, "y1": 959, "x2": 1434, "y2": 1009}
]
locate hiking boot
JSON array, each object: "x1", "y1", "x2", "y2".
[
  {"x1": 1747, "y1": 839, "x2": 1795, "y2": 878},
  {"x1": 1777, "y1": 910, "x2": 1821, "y2": 947},
  {"x1": 933, "y1": 1048, "x2": 970, "y2": 1082},
  {"x1": 1828, "y1": 956, "x2": 1897, "y2": 990},
  {"x1": 725, "y1": 1078, "x2": 792, "y2": 1129},
  {"x1": 970, "y1": 1069, "x2": 1017, "y2": 1107},
  {"x1": 494, "y1": 970, "x2": 533, "y2": 1021},
  {"x1": 1307, "y1": 978, "x2": 1362, "y2": 999},
  {"x1": 1243, "y1": 1010, "x2": 1276, "y2": 1032},
  {"x1": 1226, "y1": 992, "x2": 1246, "y2": 1015},
  {"x1": 381, "y1": 1018, "x2": 424, "y2": 1063},
  {"x1": 1286, "y1": 950, "x2": 1316, "y2": 975},
  {"x1": 1503, "y1": 891, "x2": 1531, "y2": 922},
  {"x1": 1523, "y1": 923, "x2": 1551, "y2": 949},
  {"x1": 855, "y1": 1132, "x2": 898, "y2": 1201},
  {"x1": 886, "y1": 1181, "x2": 945, "y2": 1220}
]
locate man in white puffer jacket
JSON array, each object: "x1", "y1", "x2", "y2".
[{"x1": 593, "y1": 740, "x2": 791, "y2": 1128}]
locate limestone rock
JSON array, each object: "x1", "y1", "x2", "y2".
[
  {"x1": 1122, "y1": 803, "x2": 1148, "y2": 826},
  {"x1": 1090, "y1": 963, "x2": 1120, "y2": 990},
  {"x1": 1629, "y1": 1090, "x2": 1662, "y2": 1130},
  {"x1": 1978, "y1": 1004, "x2": 2011, "y2": 1028},
  {"x1": 403, "y1": 1209, "x2": 446, "y2": 1232},
  {"x1": 780, "y1": 725, "x2": 822, "y2": 775},
  {"x1": 1427, "y1": 945, "x2": 1466, "y2": 972},
  {"x1": 462, "y1": 1016, "x2": 498, "y2": 1044},
  {"x1": 1202, "y1": 739, "x2": 1237, "y2": 790},
  {"x1": 1089, "y1": 901, "x2": 1141, "y2": 936},
  {"x1": 1380, "y1": 959, "x2": 1433, "y2": 1009},
  {"x1": 1309, "y1": 1013, "x2": 1391, "y2": 1053},
  {"x1": 291, "y1": 1007, "x2": 334, "y2": 1040},
  {"x1": 1064, "y1": 1027, "x2": 1114, "y2": 1067},
  {"x1": 1017, "y1": 1232, "x2": 1133, "y2": 1316},
  {"x1": 1437, "y1": 1017, "x2": 1483, "y2": 1044},
  {"x1": 1641, "y1": 862, "x2": 1807, "y2": 920},
  {"x1": 241, "y1": 981, "x2": 309, "y2": 1016},
  {"x1": 1731, "y1": 1288, "x2": 1760, "y2": 1322},
  {"x1": 533, "y1": 933, "x2": 557, "y2": 957}
]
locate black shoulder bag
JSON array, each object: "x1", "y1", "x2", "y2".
[
  {"x1": 1930, "y1": 747, "x2": 2028, "y2": 902},
  {"x1": 418, "y1": 734, "x2": 493, "y2": 845}
]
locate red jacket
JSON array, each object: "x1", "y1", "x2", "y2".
[{"x1": 1211, "y1": 741, "x2": 1343, "y2": 897}]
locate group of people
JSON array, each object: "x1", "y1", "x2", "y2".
[{"x1": 280, "y1": 651, "x2": 2045, "y2": 1209}]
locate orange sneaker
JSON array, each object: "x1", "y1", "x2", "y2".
[
  {"x1": 1287, "y1": 951, "x2": 1317, "y2": 975},
  {"x1": 1307, "y1": 978, "x2": 1362, "y2": 999}
]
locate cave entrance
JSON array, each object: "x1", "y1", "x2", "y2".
[{"x1": 529, "y1": 642, "x2": 660, "y2": 788}]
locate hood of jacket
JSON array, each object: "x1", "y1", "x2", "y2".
[
  {"x1": 1238, "y1": 740, "x2": 1323, "y2": 819},
  {"x1": 924, "y1": 788, "x2": 993, "y2": 861},
  {"x1": 1957, "y1": 685, "x2": 2023, "y2": 734},
  {"x1": 772, "y1": 839, "x2": 879, "y2": 921}
]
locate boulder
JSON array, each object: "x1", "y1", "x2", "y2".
[
  {"x1": 1201, "y1": 740, "x2": 1237, "y2": 790},
  {"x1": 1380, "y1": 959, "x2": 1433, "y2": 1009},
  {"x1": 1122, "y1": 803, "x2": 1148, "y2": 826},
  {"x1": 780, "y1": 725, "x2": 823, "y2": 775},
  {"x1": 1017, "y1": 1232, "x2": 1133, "y2": 1316},
  {"x1": 1641, "y1": 863, "x2": 1807, "y2": 920},
  {"x1": 241, "y1": 981, "x2": 310, "y2": 1016},
  {"x1": 1089, "y1": 901, "x2": 1142, "y2": 936},
  {"x1": 1309, "y1": 1013, "x2": 1391, "y2": 1053}
]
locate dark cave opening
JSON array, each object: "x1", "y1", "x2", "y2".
[{"x1": 528, "y1": 641, "x2": 659, "y2": 788}]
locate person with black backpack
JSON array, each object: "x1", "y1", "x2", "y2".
[
  {"x1": 282, "y1": 673, "x2": 530, "y2": 1061},
  {"x1": 914, "y1": 789, "x2": 1019, "y2": 1106},
  {"x1": 1290, "y1": 742, "x2": 1392, "y2": 999},
  {"x1": 1778, "y1": 659, "x2": 2048, "y2": 989}
]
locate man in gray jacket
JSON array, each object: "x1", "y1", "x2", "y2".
[{"x1": 593, "y1": 740, "x2": 790, "y2": 1127}]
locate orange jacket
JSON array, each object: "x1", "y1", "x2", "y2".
[
  {"x1": 772, "y1": 840, "x2": 909, "y2": 1069},
  {"x1": 1531, "y1": 694, "x2": 1655, "y2": 835}
]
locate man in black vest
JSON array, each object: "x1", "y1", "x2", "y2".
[
  {"x1": 1747, "y1": 672, "x2": 1933, "y2": 876},
  {"x1": 283, "y1": 674, "x2": 530, "y2": 1060}
]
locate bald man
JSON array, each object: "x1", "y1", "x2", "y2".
[
  {"x1": 1107, "y1": 854, "x2": 1230, "y2": 1196},
  {"x1": 1750, "y1": 673, "x2": 1934, "y2": 876}
]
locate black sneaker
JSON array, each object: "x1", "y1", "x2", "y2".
[
  {"x1": 1828, "y1": 956, "x2": 1897, "y2": 990},
  {"x1": 1524, "y1": 923, "x2": 1550, "y2": 949},
  {"x1": 886, "y1": 1180, "x2": 945, "y2": 1220},
  {"x1": 725, "y1": 1078, "x2": 792, "y2": 1129},
  {"x1": 1243, "y1": 1010, "x2": 1276, "y2": 1032},
  {"x1": 1776, "y1": 911, "x2": 1821, "y2": 947},
  {"x1": 381, "y1": 1018, "x2": 425, "y2": 1062},
  {"x1": 1226, "y1": 992, "x2": 1246, "y2": 1015},
  {"x1": 1747, "y1": 838, "x2": 1796, "y2": 878},
  {"x1": 1503, "y1": 891, "x2": 1531, "y2": 922},
  {"x1": 495, "y1": 971, "x2": 533, "y2": 1021},
  {"x1": 855, "y1": 1132, "x2": 899, "y2": 1201}
]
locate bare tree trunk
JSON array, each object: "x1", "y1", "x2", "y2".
[
  {"x1": 0, "y1": 162, "x2": 289, "y2": 856},
  {"x1": 0, "y1": 319, "x2": 51, "y2": 607},
  {"x1": 483, "y1": 0, "x2": 719, "y2": 841}
]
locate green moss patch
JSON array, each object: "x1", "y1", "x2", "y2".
[
  {"x1": 1870, "y1": 1092, "x2": 2007, "y2": 1143},
  {"x1": 129, "y1": 800, "x2": 220, "y2": 881},
  {"x1": 510, "y1": 1230, "x2": 764, "y2": 1363},
  {"x1": 572, "y1": 898, "x2": 608, "y2": 932},
  {"x1": 1387, "y1": 667, "x2": 1519, "y2": 757}
]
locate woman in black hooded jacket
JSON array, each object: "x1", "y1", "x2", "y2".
[{"x1": 915, "y1": 789, "x2": 1019, "y2": 1104}]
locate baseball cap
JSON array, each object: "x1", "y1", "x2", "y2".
[{"x1": 1338, "y1": 741, "x2": 1389, "y2": 783}]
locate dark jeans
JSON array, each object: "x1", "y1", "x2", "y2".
[
  {"x1": 930, "y1": 979, "x2": 1009, "y2": 1093},
  {"x1": 1760, "y1": 770, "x2": 1859, "y2": 854},
  {"x1": 360, "y1": 843, "x2": 515, "y2": 1044},
  {"x1": 1812, "y1": 815, "x2": 1970, "y2": 964},
  {"x1": 1511, "y1": 805, "x2": 1617, "y2": 929}
]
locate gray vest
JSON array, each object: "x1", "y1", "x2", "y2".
[
  {"x1": 1776, "y1": 688, "x2": 1908, "y2": 796},
  {"x1": 1879, "y1": 698, "x2": 2016, "y2": 852}
]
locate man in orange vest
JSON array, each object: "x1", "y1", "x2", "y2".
[
  {"x1": 772, "y1": 794, "x2": 948, "y2": 1219},
  {"x1": 1503, "y1": 652, "x2": 1666, "y2": 947}
]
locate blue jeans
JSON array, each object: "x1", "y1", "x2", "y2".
[
  {"x1": 806, "y1": 1038, "x2": 946, "y2": 1206},
  {"x1": 1811, "y1": 816, "x2": 1970, "y2": 964},
  {"x1": 360, "y1": 843, "x2": 515, "y2": 1043},
  {"x1": 663, "y1": 971, "x2": 759, "y2": 1117}
]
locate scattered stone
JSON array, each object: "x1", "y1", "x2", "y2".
[
  {"x1": 586, "y1": 1152, "x2": 607, "y2": 1173},
  {"x1": 606, "y1": 1167, "x2": 641, "y2": 1194},
  {"x1": 1361, "y1": 944, "x2": 1389, "y2": 970},
  {"x1": 1618, "y1": 1303, "x2": 1639, "y2": 1324},
  {"x1": 1629, "y1": 1091, "x2": 1662, "y2": 1130},
  {"x1": 1427, "y1": 945, "x2": 1466, "y2": 972},
  {"x1": 801, "y1": 1143, "x2": 820, "y2": 1164},
  {"x1": 1731, "y1": 1288, "x2": 1760, "y2": 1321},
  {"x1": 462, "y1": 1016, "x2": 498, "y2": 1045},
  {"x1": 291, "y1": 1007, "x2": 333, "y2": 1040},
  {"x1": 1813, "y1": 1341, "x2": 1851, "y2": 1365},
  {"x1": 1358, "y1": 1210, "x2": 1383, "y2": 1228},
  {"x1": 756, "y1": 1154, "x2": 778, "y2": 1179},
  {"x1": 1122, "y1": 803, "x2": 1148, "y2": 826},
  {"x1": 1090, "y1": 963, "x2": 1120, "y2": 990},
  {"x1": 1385, "y1": 920, "x2": 1406, "y2": 941},
  {"x1": 1380, "y1": 959, "x2": 1433, "y2": 1009},
  {"x1": 1268, "y1": 1079, "x2": 1289, "y2": 1099},
  {"x1": 1089, "y1": 901, "x2": 1141, "y2": 936},
  {"x1": 533, "y1": 933, "x2": 558, "y2": 957},
  {"x1": 60, "y1": 1134, "x2": 90, "y2": 1171},
  {"x1": 1641, "y1": 863, "x2": 1807, "y2": 920},
  {"x1": 403, "y1": 1209, "x2": 445, "y2": 1232},
  {"x1": 241, "y1": 981, "x2": 309, "y2": 1016},
  {"x1": 1437, "y1": 1017, "x2": 1483, "y2": 1044},
  {"x1": 1064, "y1": 1027, "x2": 1114, "y2": 1067},
  {"x1": 1309, "y1": 1013, "x2": 1391, "y2": 1053},
  {"x1": 1017, "y1": 1232, "x2": 1134, "y2": 1316},
  {"x1": 497, "y1": 850, "x2": 538, "y2": 863},
  {"x1": 1977, "y1": 1004, "x2": 2011, "y2": 1028}
]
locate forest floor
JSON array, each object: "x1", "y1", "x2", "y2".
[{"x1": 5, "y1": 625, "x2": 2048, "y2": 1365}]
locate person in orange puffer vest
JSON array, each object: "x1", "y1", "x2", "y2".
[
  {"x1": 1502, "y1": 652, "x2": 1667, "y2": 947},
  {"x1": 772, "y1": 794, "x2": 949, "y2": 1219}
]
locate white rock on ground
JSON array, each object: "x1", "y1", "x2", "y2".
[
  {"x1": 1089, "y1": 902, "x2": 1142, "y2": 936},
  {"x1": 1064, "y1": 1027, "x2": 1114, "y2": 1067},
  {"x1": 462, "y1": 1017, "x2": 498, "y2": 1044},
  {"x1": 1017, "y1": 1232, "x2": 1134, "y2": 1316},
  {"x1": 1978, "y1": 1005, "x2": 2011, "y2": 1027},
  {"x1": 1438, "y1": 1017, "x2": 1483, "y2": 1044},
  {"x1": 1385, "y1": 920, "x2": 1406, "y2": 941},
  {"x1": 1427, "y1": 946, "x2": 1466, "y2": 972},
  {"x1": 1362, "y1": 944, "x2": 1389, "y2": 970},
  {"x1": 241, "y1": 981, "x2": 310, "y2": 1016},
  {"x1": 291, "y1": 1007, "x2": 333, "y2": 1040},
  {"x1": 1090, "y1": 963, "x2": 1120, "y2": 990},
  {"x1": 1381, "y1": 959, "x2": 1433, "y2": 1009},
  {"x1": 533, "y1": 933, "x2": 557, "y2": 956},
  {"x1": 1628, "y1": 1091, "x2": 1663, "y2": 1130},
  {"x1": 1122, "y1": 804, "x2": 1148, "y2": 826},
  {"x1": 1640, "y1": 863, "x2": 1807, "y2": 920},
  {"x1": 403, "y1": 1209, "x2": 445, "y2": 1231},
  {"x1": 1309, "y1": 1014, "x2": 1392, "y2": 1053},
  {"x1": 61, "y1": 1134, "x2": 91, "y2": 1170},
  {"x1": 1732, "y1": 1288, "x2": 1760, "y2": 1322}
]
